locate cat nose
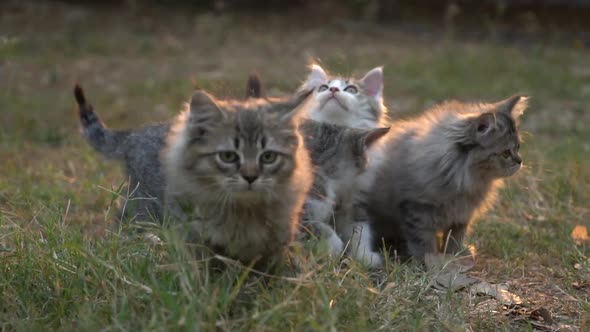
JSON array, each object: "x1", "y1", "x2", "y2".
[
  {"x1": 242, "y1": 175, "x2": 258, "y2": 184},
  {"x1": 514, "y1": 156, "x2": 522, "y2": 164},
  {"x1": 329, "y1": 87, "x2": 339, "y2": 93}
]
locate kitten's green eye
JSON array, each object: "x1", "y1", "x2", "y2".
[
  {"x1": 218, "y1": 151, "x2": 239, "y2": 163},
  {"x1": 318, "y1": 85, "x2": 329, "y2": 92},
  {"x1": 501, "y1": 150, "x2": 511, "y2": 158},
  {"x1": 344, "y1": 85, "x2": 358, "y2": 93},
  {"x1": 260, "y1": 151, "x2": 278, "y2": 164}
]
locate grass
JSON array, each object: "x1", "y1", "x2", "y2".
[{"x1": 1, "y1": 1, "x2": 590, "y2": 330}]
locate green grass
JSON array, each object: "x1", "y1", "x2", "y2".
[{"x1": 1, "y1": 2, "x2": 590, "y2": 330}]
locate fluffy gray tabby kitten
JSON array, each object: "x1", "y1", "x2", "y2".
[
  {"x1": 74, "y1": 76, "x2": 263, "y2": 224},
  {"x1": 365, "y1": 95, "x2": 528, "y2": 260},
  {"x1": 74, "y1": 84, "x2": 170, "y2": 223},
  {"x1": 164, "y1": 88, "x2": 313, "y2": 265},
  {"x1": 300, "y1": 121, "x2": 389, "y2": 267},
  {"x1": 299, "y1": 64, "x2": 388, "y2": 129}
]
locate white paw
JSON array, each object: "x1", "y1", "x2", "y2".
[
  {"x1": 327, "y1": 233, "x2": 345, "y2": 258},
  {"x1": 143, "y1": 232, "x2": 163, "y2": 246},
  {"x1": 355, "y1": 250, "x2": 383, "y2": 269}
]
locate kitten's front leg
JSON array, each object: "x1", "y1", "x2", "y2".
[
  {"x1": 443, "y1": 223, "x2": 467, "y2": 255},
  {"x1": 300, "y1": 197, "x2": 344, "y2": 257},
  {"x1": 348, "y1": 222, "x2": 383, "y2": 268},
  {"x1": 299, "y1": 219, "x2": 344, "y2": 257},
  {"x1": 399, "y1": 201, "x2": 438, "y2": 260}
]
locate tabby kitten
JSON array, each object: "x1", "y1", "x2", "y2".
[
  {"x1": 74, "y1": 85, "x2": 170, "y2": 223},
  {"x1": 164, "y1": 88, "x2": 313, "y2": 265},
  {"x1": 365, "y1": 95, "x2": 528, "y2": 260},
  {"x1": 300, "y1": 121, "x2": 389, "y2": 267},
  {"x1": 299, "y1": 64, "x2": 387, "y2": 129},
  {"x1": 74, "y1": 75, "x2": 264, "y2": 224}
]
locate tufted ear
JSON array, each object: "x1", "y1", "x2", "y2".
[
  {"x1": 305, "y1": 64, "x2": 328, "y2": 89},
  {"x1": 495, "y1": 95, "x2": 529, "y2": 121},
  {"x1": 272, "y1": 88, "x2": 315, "y2": 123},
  {"x1": 363, "y1": 126, "x2": 390, "y2": 148},
  {"x1": 188, "y1": 90, "x2": 225, "y2": 124},
  {"x1": 360, "y1": 66, "x2": 383, "y2": 99}
]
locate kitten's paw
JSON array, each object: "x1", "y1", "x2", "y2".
[
  {"x1": 327, "y1": 233, "x2": 345, "y2": 258},
  {"x1": 143, "y1": 232, "x2": 163, "y2": 247},
  {"x1": 355, "y1": 250, "x2": 383, "y2": 269}
]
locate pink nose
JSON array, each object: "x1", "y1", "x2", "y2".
[{"x1": 329, "y1": 87, "x2": 339, "y2": 93}]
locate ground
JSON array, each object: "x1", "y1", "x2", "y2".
[{"x1": 1, "y1": 1, "x2": 589, "y2": 330}]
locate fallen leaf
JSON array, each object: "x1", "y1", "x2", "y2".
[
  {"x1": 571, "y1": 225, "x2": 589, "y2": 245},
  {"x1": 425, "y1": 253, "x2": 479, "y2": 291},
  {"x1": 469, "y1": 282, "x2": 523, "y2": 306}
]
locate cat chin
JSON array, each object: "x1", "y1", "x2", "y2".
[{"x1": 504, "y1": 164, "x2": 521, "y2": 177}]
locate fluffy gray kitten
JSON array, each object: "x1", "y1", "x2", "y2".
[
  {"x1": 365, "y1": 95, "x2": 528, "y2": 260},
  {"x1": 300, "y1": 121, "x2": 389, "y2": 267},
  {"x1": 299, "y1": 64, "x2": 388, "y2": 129},
  {"x1": 74, "y1": 76, "x2": 263, "y2": 224},
  {"x1": 164, "y1": 88, "x2": 313, "y2": 265},
  {"x1": 74, "y1": 84, "x2": 170, "y2": 223}
]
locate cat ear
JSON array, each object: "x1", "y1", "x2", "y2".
[
  {"x1": 305, "y1": 64, "x2": 327, "y2": 89},
  {"x1": 273, "y1": 88, "x2": 315, "y2": 123},
  {"x1": 188, "y1": 90, "x2": 225, "y2": 123},
  {"x1": 495, "y1": 95, "x2": 529, "y2": 121},
  {"x1": 360, "y1": 67, "x2": 383, "y2": 99},
  {"x1": 472, "y1": 112, "x2": 497, "y2": 146},
  {"x1": 363, "y1": 126, "x2": 390, "y2": 148}
]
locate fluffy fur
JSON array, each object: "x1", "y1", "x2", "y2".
[
  {"x1": 365, "y1": 95, "x2": 528, "y2": 260},
  {"x1": 299, "y1": 64, "x2": 388, "y2": 129},
  {"x1": 300, "y1": 121, "x2": 389, "y2": 267},
  {"x1": 164, "y1": 89, "x2": 313, "y2": 265}
]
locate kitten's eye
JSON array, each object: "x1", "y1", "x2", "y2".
[
  {"x1": 260, "y1": 151, "x2": 278, "y2": 164},
  {"x1": 501, "y1": 150, "x2": 511, "y2": 158},
  {"x1": 344, "y1": 85, "x2": 358, "y2": 94},
  {"x1": 318, "y1": 85, "x2": 329, "y2": 92},
  {"x1": 218, "y1": 151, "x2": 239, "y2": 163}
]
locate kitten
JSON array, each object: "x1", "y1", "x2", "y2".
[
  {"x1": 365, "y1": 95, "x2": 528, "y2": 260},
  {"x1": 299, "y1": 63, "x2": 388, "y2": 129},
  {"x1": 300, "y1": 121, "x2": 389, "y2": 267},
  {"x1": 163, "y1": 88, "x2": 314, "y2": 265},
  {"x1": 74, "y1": 75, "x2": 264, "y2": 224},
  {"x1": 74, "y1": 84, "x2": 170, "y2": 223}
]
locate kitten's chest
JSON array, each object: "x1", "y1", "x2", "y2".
[
  {"x1": 202, "y1": 207, "x2": 291, "y2": 261},
  {"x1": 437, "y1": 191, "x2": 489, "y2": 227}
]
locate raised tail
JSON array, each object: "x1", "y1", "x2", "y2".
[
  {"x1": 246, "y1": 72, "x2": 262, "y2": 99},
  {"x1": 74, "y1": 84, "x2": 129, "y2": 159}
]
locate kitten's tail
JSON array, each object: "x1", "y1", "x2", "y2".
[
  {"x1": 246, "y1": 72, "x2": 262, "y2": 99},
  {"x1": 74, "y1": 84, "x2": 129, "y2": 160}
]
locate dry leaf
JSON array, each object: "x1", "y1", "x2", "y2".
[
  {"x1": 426, "y1": 253, "x2": 479, "y2": 291},
  {"x1": 571, "y1": 225, "x2": 589, "y2": 245},
  {"x1": 469, "y1": 282, "x2": 523, "y2": 306}
]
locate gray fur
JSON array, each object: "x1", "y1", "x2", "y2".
[
  {"x1": 299, "y1": 120, "x2": 389, "y2": 267},
  {"x1": 365, "y1": 95, "x2": 528, "y2": 260},
  {"x1": 74, "y1": 84, "x2": 171, "y2": 223},
  {"x1": 164, "y1": 89, "x2": 313, "y2": 265}
]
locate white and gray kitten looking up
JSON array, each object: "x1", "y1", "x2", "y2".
[{"x1": 299, "y1": 64, "x2": 388, "y2": 129}]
